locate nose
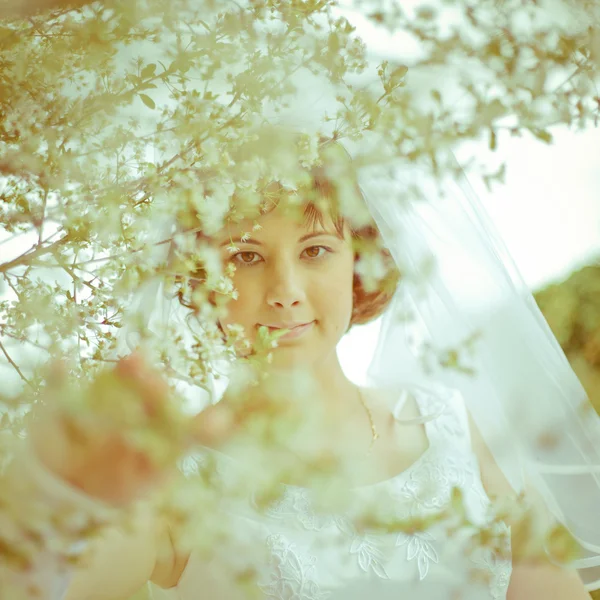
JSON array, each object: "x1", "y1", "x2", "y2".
[{"x1": 265, "y1": 262, "x2": 306, "y2": 309}]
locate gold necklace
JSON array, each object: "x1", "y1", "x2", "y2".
[{"x1": 357, "y1": 388, "x2": 379, "y2": 454}]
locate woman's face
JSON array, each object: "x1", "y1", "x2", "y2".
[{"x1": 215, "y1": 204, "x2": 355, "y2": 369}]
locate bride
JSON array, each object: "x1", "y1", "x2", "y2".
[{"x1": 1, "y1": 133, "x2": 594, "y2": 600}]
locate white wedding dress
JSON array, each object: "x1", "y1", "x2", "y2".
[{"x1": 149, "y1": 385, "x2": 512, "y2": 600}]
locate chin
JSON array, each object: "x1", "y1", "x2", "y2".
[
  {"x1": 263, "y1": 345, "x2": 323, "y2": 371},
  {"x1": 268, "y1": 348, "x2": 312, "y2": 367}
]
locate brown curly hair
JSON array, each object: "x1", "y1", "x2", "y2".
[
  {"x1": 305, "y1": 167, "x2": 400, "y2": 329},
  {"x1": 174, "y1": 142, "x2": 400, "y2": 331}
]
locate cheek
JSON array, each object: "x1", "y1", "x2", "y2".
[
  {"x1": 316, "y1": 260, "x2": 354, "y2": 323},
  {"x1": 219, "y1": 272, "x2": 260, "y2": 327}
]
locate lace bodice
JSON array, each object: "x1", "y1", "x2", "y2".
[{"x1": 149, "y1": 385, "x2": 512, "y2": 600}]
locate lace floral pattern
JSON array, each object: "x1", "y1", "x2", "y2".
[
  {"x1": 260, "y1": 486, "x2": 337, "y2": 532},
  {"x1": 395, "y1": 529, "x2": 439, "y2": 580},
  {"x1": 259, "y1": 534, "x2": 332, "y2": 600},
  {"x1": 394, "y1": 450, "x2": 473, "y2": 511},
  {"x1": 386, "y1": 445, "x2": 480, "y2": 583},
  {"x1": 349, "y1": 535, "x2": 390, "y2": 579},
  {"x1": 334, "y1": 515, "x2": 391, "y2": 579}
]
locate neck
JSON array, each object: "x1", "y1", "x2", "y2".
[
  {"x1": 223, "y1": 347, "x2": 362, "y2": 422},
  {"x1": 269, "y1": 348, "x2": 360, "y2": 416},
  {"x1": 219, "y1": 349, "x2": 378, "y2": 484}
]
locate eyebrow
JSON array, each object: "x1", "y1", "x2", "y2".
[{"x1": 219, "y1": 231, "x2": 340, "y2": 247}]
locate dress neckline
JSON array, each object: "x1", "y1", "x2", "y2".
[
  {"x1": 282, "y1": 387, "x2": 436, "y2": 492},
  {"x1": 196, "y1": 385, "x2": 445, "y2": 493}
]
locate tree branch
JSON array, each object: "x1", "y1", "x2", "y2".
[
  {"x1": 0, "y1": 234, "x2": 71, "y2": 274},
  {"x1": 0, "y1": 0, "x2": 95, "y2": 19},
  {"x1": 0, "y1": 340, "x2": 33, "y2": 389}
]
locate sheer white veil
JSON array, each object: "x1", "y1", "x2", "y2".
[
  {"x1": 354, "y1": 142, "x2": 600, "y2": 590},
  {"x1": 112, "y1": 65, "x2": 600, "y2": 590}
]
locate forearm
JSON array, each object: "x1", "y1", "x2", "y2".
[
  {"x1": 0, "y1": 539, "x2": 74, "y2": 600},
  {"x1": 0, "y1": 439, "x2": 155, "y2": 600},
  {"x1": 508, "y1": 563, "x2": 591, "y2": 600}
]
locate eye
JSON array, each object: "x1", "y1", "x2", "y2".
[
  {"x1": 231, "y1": 251, "x2": 262, "y2": 266},
  {"x1": 302, "y1": 245, "x2": 331, "y2": 259}
]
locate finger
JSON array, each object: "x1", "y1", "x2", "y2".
[
  {"x1": 114, "y1": 351, "x2": 149, "y2": 381},
  {"x1": 114, "y1": 353, "x2": 171, "y2": 414},
  {"x1": 44, "y1": 358, "x2": 69, "y2": 391},
  {"x1": 188, "y1": 404, "x2": 236, "y2": 449}
]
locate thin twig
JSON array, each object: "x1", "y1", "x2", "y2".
[
  {"x1": 0, "y1": 340, "x2": 34, "y2": 389},
  {"x1": 38, "y1": 187, "x2": 48, "y2": 246},
  {"x1": 0, "y1": 331, "x2": 50, "y2": 355},
  {"x1": 0, "y1": 234, "x2": 71, "y2": 274},
  {"x1": 552, "y1": 56, "x2": 590, "y2": 94},
  {"x1": 2, "y1": 272, "x2": 22, "y2": 300}
]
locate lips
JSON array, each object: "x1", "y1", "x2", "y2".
[
  {"x1": 261, "y1": 322, "x2": 312, "y2": 330},
  {"x1": 258, "y1": 321, "x2": 315, "y2": 340}
]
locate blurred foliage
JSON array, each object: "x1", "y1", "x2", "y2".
[
  {"x1": 535, "y1": 261, "x2": 600, "y2": 413},
  {"x1": 1, "y1": 0, "x2": 600, "y2": 597}
]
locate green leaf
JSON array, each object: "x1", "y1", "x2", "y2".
[
  {"x1": 416, "y1": 6, "x2": 436, "y2": 20},
  {"x1": 197, "y1": 19, "x2": 211, "y2": 32},
  {"x1": 482, "y1": 98, "x2": 506, "y2": 122},
  {"x1": 141, "y1": 63, "x2": 157, "y2": 79},
  {"x1": 126, "y1": 73, "x2": 140, "y2": 86},
  {"x1": 489, "y1": 128, "x2": 497, "y2": 151},
  {"x1": 389, "y1": 65, "x2": 408, "y2": 87},
  {"x1": 531, "y1": 128, "x2": 553, "y2": 144},
  {"x1": 139, "y1": 94, "x2": 156, "y2": 110},
  {"x1": 328, "y1": 32, "x2": 340, "y2": 54},
  {"x1": 170, "y1": 56, "x2": 191, "y2": 74}
]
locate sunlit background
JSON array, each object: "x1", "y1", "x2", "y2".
[
  {"x1": 340, "y1": 124, "x2": 600, "y2": 385},
  {"x1": 335, "y1": 0, "x2": 600, "y2": 384}
]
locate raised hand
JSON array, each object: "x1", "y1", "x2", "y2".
[{"x1": 28, "y1": 353, "x2": 190, "y2": 506}]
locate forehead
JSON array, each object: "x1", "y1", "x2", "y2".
[{"x1": 220, "y1": 201, "x2": 339, "y2": 240}]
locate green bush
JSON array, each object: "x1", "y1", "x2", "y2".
[{"x1": 535, "y1": 263, "x2": 600, "y2": 414}]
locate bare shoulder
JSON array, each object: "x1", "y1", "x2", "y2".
[
  {"x1": 361, "y1": 385, "x2": 419, "y2": 416},
  {"x1": 464, "y1": 407, "x2": 558, "y2": 538},
  {"x1": 464, "y1": 407, "x2": 518, "y2": 501}
]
